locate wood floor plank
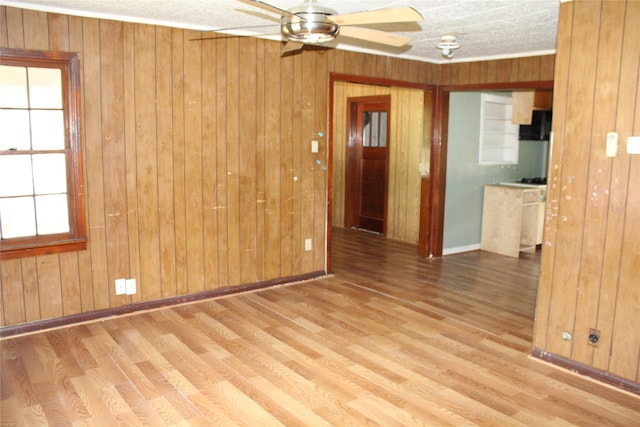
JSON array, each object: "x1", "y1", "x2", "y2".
[{"x1": 1, "y1": 228, "x2": 639, "y2": 425}]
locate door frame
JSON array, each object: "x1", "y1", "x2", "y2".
[
  {"x1": 328, "y1": 73, "x2": 554, "y2": 269},
  {"x1": 344, "y1": 95, "x2": 391, "y2": 235},
  {"x1": 328, "y1": 73, "x2": 437, "y2": 270}
]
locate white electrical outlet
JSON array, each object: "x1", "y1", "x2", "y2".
[
  {"x1": 305, "y1": 238, "x2": 312, "y2": 251},
  {"x1": 115, "y1": 278, "x2": 126, "y2": 295},
  {"x1": 125, "y1": 278, "x2": 136, "y2": 295}
]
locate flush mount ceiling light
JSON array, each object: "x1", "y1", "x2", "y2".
[
  {"x1": 281, "y1": 2, "x2": 340, "y2": 44},
  {"x1": 437, "y1": 35, "x2": 460, "y2": 59}
]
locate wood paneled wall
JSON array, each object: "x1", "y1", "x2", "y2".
[
  {"x1": 533, "y1": 0, "x2": 640, "y2": 383},
  {"x1": 1, "y1": 5, "x2": 558, "y2": 330},
  {"x1": 332, "y1": 82, "x2": 425, "y2": 243},
  {"x1": 0, "y1": 7, "x2": 332, "y2": 326}
]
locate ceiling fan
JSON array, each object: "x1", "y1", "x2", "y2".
[{"x1": 236, "y1": 0, "x2": 423, "y2": 54}]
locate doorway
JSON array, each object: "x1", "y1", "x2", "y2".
[{"x1": 344, "y1": 95, "x2": 390, "y2": 235}]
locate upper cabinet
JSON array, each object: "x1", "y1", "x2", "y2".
[{"x1": 511, "y1": 90, "x2": 553, "y2": 124}]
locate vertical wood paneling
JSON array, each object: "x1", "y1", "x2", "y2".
[
  {"x1": 608, "y1": 0, "x2": 640, "y2": 381},
  {"x1": 134, "y1": 24, "x2": 162, "y2": 301},
  {"x1": 238, "y1": 37, "x2": 258, "y2": 284},
  {"x1": 22, "y1": 10, "x2": 47, "y2": 49},
  {"x1": 1, "y1": 260, "x2": 26, "y2": 325},
  {"x1": 313, "y1": 50, "x2": 328, "y2": 271},
  {"x1": 156, "y1": 26, "x2": 177, "y2": 298},
  {"x1": 82, "y1": 17, "x2": 109, "y2": 311},
  {"x1": 547, "y1": 1, "x2": 600, "y2": 359},
  {"x1": 70, "y1": 15, "x2": 94, "y2": 314},
  {"x1": 290, "y1": 52, "x2": 303, "y2": 273},
  {"x1": 533, "y1": 4, "x2": 573, "y2": 351},
  {"x1": 0, "y1": 8, "x2": 8, "y2": 46},
  {"x1": 214, "y1": 37, "x2": 229, "y2": 287},
  {"x1": 263, "y1": 40, "x2": 282, "y2": 280},
  {"x1": 48, "y1": 13, "x2": 68, "y2": 50},
  {"x1": 255, "y1": 41, "x2": 266, "y2": 280},
  {"x1": 534, "y1": 0, "x2": 640, "y2": 384},
  {"x1": 183, "y1": 27, "x2": 204, "y2": 294},
  {"x1": 279, "y1": 55, "x2": 294, "y2": 277},
  {"x1": 225, "y1": 37, "x2": 241, "y2": 287},
  {"x1": 59, "y1": 252, "x2": 81, "y2": 316},
  {"x1": 123, "y1": 22, "x2": 140, "y2": 301},
  {"x1": 172, "y1": 29, "x2": 188, "y2": 294},
  {"x1": 22, "y1": 258, "x2": 40, "y2": 321},
  {"x1": 100, "y1": 20, "x2": 129, "y2": 307},
  {"x1": 5, "y1": 7, "x2": 24, "y2": 48},
  {"x1": 571, "y1": 0, "x2": 625, "y2": 366},
  {"x1": 202, "y1": 39, "x2": 219, "y2": 289},
  {"x1": 36, "y1": 255, "x2": 62, "y2": 319}
]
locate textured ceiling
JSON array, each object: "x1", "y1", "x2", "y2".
[{"x1": 4, "y1": 0, "x2": 561, "y2": 63}]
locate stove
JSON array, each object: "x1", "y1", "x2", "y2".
[{"x1": 520, "y1": 177, "x2": 547, "y2": 185}]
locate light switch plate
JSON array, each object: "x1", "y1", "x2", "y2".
[
  {"x1": 311, "y1": 140, "x2": 319, "y2": 153},
  {"x1": 627, "y1": 136, "x2": 640, "y2": 154},
  {"x1": 606, "y1": 132, "x2": 618, "y2": 157}
]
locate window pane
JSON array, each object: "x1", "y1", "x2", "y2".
[
  {"x1": 0, "y1": 109, "x2": 31, "y2": 150},
  {"x1": 371, "y1": 112, "x2": 380, "y2": 147},
  {"x1": 36, "y1": 194, "x2": 69, "y2": 234},
  {"x1": 0, "y1": 196, "x2": 36, "y2": 238},
  {"x1": 31, "y1": 110, "x2": 65, "y2": 150},
  {"x1": 28, "y1": 67, "x2": 63, "y2": 109},
  {"x1": 0, "y1": 65, "x2": 28, "y2": 108},
  {"x1": 33, "y1": 153, "x2": 67, "y2": 195},
  {"x1": 0, "y1": 155, "x2": 33, "y2": 197},
  {"x1": 379, "y1": 111, "x2": 387, "y2": 148},
  {"x1": 362, "y1": 112, "x2": 371, "y2": 147}
]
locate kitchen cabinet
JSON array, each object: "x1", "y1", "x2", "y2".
[
  {"x1": 481, "y1": 184, "x2": 545, "y2": 258},
  {"x1": 511, "y1": 90, "x2": 553, "y2": 124}
]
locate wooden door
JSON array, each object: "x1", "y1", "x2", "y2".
[{"x1": 345, "y1": 96, "x2": 390, "y2": 234}]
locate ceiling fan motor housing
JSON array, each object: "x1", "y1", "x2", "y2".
[{"x1": 281, "y1": 2, "x2": 339, "y2": 43}]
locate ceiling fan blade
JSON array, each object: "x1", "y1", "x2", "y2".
[
  {"x1": 338, "y1": 26, "x2": 412, "y2": 47},
  {"x1": 281, "y1": 41, "x2": 305, "y2": 54},
  {"x1": 329, "y1": 7, "x2": 423, "y2": 26},
  {"x1": 238, "y1": 0, "x2": 296, "y2": 18}
]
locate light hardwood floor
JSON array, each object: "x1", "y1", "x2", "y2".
[{"x1": 1, "y1": 228, "x2": 639, "y2": 425}]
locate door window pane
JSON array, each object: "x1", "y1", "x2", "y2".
[
  {"x1": 371, "y1": 112, "x2": 379, "y2": 147},
  {"x1": 379, "y1": 112, "x2": 387, "y2": 147}
]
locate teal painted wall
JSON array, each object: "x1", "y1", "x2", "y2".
[{"x1": 443, "y1": 92, "x2": 548, "y2": 252}]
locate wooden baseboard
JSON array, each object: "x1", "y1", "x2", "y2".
[
  {"x1": 531, "y1": 348, "x2": 640, "y2": 395},
  {"x1": 0, "y1": 271, "x2": 326, "y2": 338}
]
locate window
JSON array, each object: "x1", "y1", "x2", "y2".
[{"x1": 0, "y1": 48, "x2": 86, "y2": 260}]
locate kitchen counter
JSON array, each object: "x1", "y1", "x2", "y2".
[{"x1": 481, "y1": 184, "x2": 546, "y2": 257}]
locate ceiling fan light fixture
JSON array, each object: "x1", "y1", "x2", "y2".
[
  {"x1": 437, "y1": 35, "x2": 460, "y2": 59},
  {"x1": 281, "y1": 1, "x2": 339, "y2": 44},
  {"x1": 281, "y1": 17, "x2": 339, "y2": 43}
]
